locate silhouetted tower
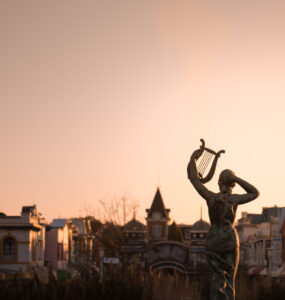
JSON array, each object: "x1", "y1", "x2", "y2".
[{"x1": 146, "y1": 188, "x2": 170, "y2": 243}]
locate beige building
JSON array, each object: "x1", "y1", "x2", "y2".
[
  {"x1": 236, "y1": 206, "x2": 284, "y2": 275},
  {"x1": 0, "y1": 205, "x2": 46, "y2": 273}
]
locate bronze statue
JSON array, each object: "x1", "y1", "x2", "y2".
[{"x1": 187, "y1": 139, "x2": 259, "y2": 300}]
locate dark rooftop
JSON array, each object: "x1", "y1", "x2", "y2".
[
  {"x1": 192, "y1": 219, "x2": 210, "y2": 231},
  {"x1": 146, "y1": 188, "x2": 170, "y2": 218},
  {"x1": 22, "y1": 205, "x2": 36, "y2": 213},
  {"x1": 124, "y1": 218, "x2": 145, "y2": 231}
]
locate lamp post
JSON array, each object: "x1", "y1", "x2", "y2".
[{"x1": 99, "y1": 247, "x2": 105, "y2": 284}]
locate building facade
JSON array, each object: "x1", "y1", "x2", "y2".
[
  {"x1": 236, "y1": 206, "x2": 285, "y2": 275},
  {"x1": 45, "y1": 219, "x2": 72, "y2": 271},
  {"x1": 0, "y1": 205, "x2": 46, "y2": 273},
  {"x1": 122, "y1": 217, "x2": 146, "y2": 265},
  {"x1": 71, "y1": 218, "x2": 96, "y2": 264}
]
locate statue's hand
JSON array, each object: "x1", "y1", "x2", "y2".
[
  {"x1": 227, "y1": 172, "x2": 237, "y2": 184},
  {"x1": 188, "y1": 149, "x2": 203, "y2": 180},
  {"x1": 191, "y1": 149, "x2": 203, "y2": 161}
]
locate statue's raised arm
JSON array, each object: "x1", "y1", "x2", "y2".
[
  {"x1": 229, "y1": 174, "x2": 259, "y2": 205},
  {"x1": 187, "y1": 139, "x2": 225, "y2": 202}
]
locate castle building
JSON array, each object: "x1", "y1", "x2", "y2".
[
  {"x1": 145, "y1": 188, "x2": 170, "y2": 243},
  {"x1": 179, "y1": 207, "x2": 209, "y2": 247},
  {"x1": 123, "y1": 217, "x2": 146, "y2": 248},
  {"x1": 122, "y1": 217, "x2": 146, "y2": 265},
  {"x1": 178, "y1": 213, "x2": 210, "y2": 270}
]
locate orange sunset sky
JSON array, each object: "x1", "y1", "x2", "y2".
[{"x1": 1, "y1": 1, "x2": 285, "y2": 224}]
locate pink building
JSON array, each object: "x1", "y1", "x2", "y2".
[{"x1": 45, "y1": 219, "x2": 72, "y2": 271}]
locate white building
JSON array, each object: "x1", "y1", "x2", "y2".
[{"x1": 0, "y1": 205, "x2": 46, "y2": 273}]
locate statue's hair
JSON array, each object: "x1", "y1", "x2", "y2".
[{"x1": 219, "y1": 169, "x2": 235, "y2": 186}]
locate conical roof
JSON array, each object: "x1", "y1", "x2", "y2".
[{"x1": 146, "y1": 188, "x2": 170, "y2": 218}]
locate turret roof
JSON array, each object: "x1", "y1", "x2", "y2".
[{"x1": 146, "y1": 188, "x2": 170, "y2": 218}]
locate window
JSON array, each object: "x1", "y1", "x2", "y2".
[
  {"x1": 153, "y1": 212, "x2": 161, "y2": 220},
  {"x1": 37, "y1": 240, "x2": 43, "y2": 260},
  {"x1": 2, "y1": 237, "x2": 17, "y2": 263},
  {"x1": 32, "y1": 236, "x2": 37, "y2": 261},
  {"x1": 57, "y1": 243, "x2": 63, "y2": 260},
  {"x1": 152, "y1": 225, "x2": 162, "y2": 238}
]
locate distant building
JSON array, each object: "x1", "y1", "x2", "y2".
[
  {"x1": 123, "y1": 217, "x2": 146, "y2": 247},
  {"x1": 179, "y1": 210, "x2": 209, "y2": 246},
  {"x1": 236, "y1": 206, "x2": 285, "y2": 275},
  {"x1": 144, "y1": 188, "x2": 210, "y2": 274},
  {"x1": 45, "y1": 219, "x2": 72, "y2": 271},
  {"x1": 178, "y1": 224, "x2": 192, "y2": 244},
  {"x1": 122, "y1": 217, "x2": 146, "y2": 265},
  {"x1": 0, "y1": 205, "x2": 46, "y2": 273},
  {"x1": 70, "y1": 218, "x2": 96, "y2": 264},
  {"x1": 179, "y1": 216, "x2": 210, "y2": 271},
  {"x1": 271, "y1": 208, "x2": 285, "y2": 276},
  {"x1": 279, "y1": 210, "x2": 285, "y2": 265},
  {"x1": 146, "y1": 188, "x2": 170, "y2": 243}
]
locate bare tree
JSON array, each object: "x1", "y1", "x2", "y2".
[
  {"x1": 99, "y1": 193, "x2": 139, "y2": 226},
  {"x1": 78, "y1": 202, "x2": 103, "y2": 220}
]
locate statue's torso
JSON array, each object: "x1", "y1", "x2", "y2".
[{"x1": 206, "y1": 193, "x2": 239, "y2": 253}]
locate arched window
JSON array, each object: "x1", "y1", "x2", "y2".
[{"x1": 2, "y1": 237, "x2": 17, "y2": 263}]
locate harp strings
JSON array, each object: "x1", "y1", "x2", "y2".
[
  {"x1": 200, "y1": 152, "x2": 212, "y2": 175},
  {"x1": 198, "y1": 151, "x2": 209, "y2": 175},
  {"x1": 198, "y1": 151, "x2": 214, "y2": 176}
]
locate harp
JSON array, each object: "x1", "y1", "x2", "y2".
[{"x1": 197, "y1": 139, "x2": 225, "y2": 184}]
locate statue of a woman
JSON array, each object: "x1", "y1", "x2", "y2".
[{"x1": 187, "y1": 142, "x2": 259, "y2": 300}]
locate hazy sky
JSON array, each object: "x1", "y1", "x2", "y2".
[{"x1": 1, "y1": 1, "x2": 285, "y2": 224}]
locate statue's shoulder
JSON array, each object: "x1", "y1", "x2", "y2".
[{"x1": 206, "y1": 193, "x2": 220, "y2": 207}]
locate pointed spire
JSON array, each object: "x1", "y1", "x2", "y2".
[
  {"x1": 146, "y1": 187, "x2": 170, "y2": 218},
  {"x1": 157, "y1": 171, "x2": 160, "y2": 188},
  {"x1": 132, "y1": 204, "x2": 136, "y2": 220}
]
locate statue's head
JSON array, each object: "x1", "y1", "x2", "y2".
[{"x1": 218, "y1": 169, "x2": 235, "y2": 193}]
